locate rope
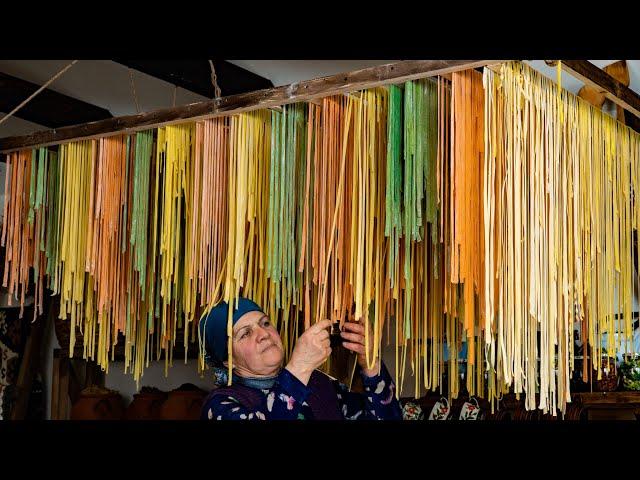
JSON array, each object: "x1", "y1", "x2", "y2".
[
  {"x1": 0, "y1": 60, "x2": 79, "y2": 127},
  {"x1": 208, "y1": 60, "x2": 222, "y2": 99}
]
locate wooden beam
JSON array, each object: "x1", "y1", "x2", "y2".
[
  {"x1": 51, "y1": 354, "x2": 60, "y2": 420},
  {"x1": 51, "y1": 349, "x2": 70, "y2": 420},
  {"x1": 0, "y1": 60, "x2": 501, "y2": 153},
  {"x1": 558, "y1": 60, "x2": 640, "y2": 119},
  {"x1": 0, "y1": 71, "x2": 113, "y2": 128},
  {"x1": 573, "y1": 391, "x2": 640, "y2": 406},
  {"x1": 625, "y1": 110, "x2": 640, "y2": 133},
  {"x1": 115, "y1": 60, "x2": 273, "y2": 98}
]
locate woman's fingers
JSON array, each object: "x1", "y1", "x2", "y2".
[
  {"x1": 309, "y1": 319, "x2": 332, "y2": 332},
  {"x1": 316, "y1": 328, "x2": 329, "y2": 340},
  {"x1": 342, "y1": 341, "x2": 365, "y2": 355},
  {"x1": 340, "y1": 331, "x2": 365, "y2": 344},
  {"x1": 342, "y1": 322, "x2": 365, "y2": 334}
]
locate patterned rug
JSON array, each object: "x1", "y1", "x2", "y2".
[{"x1": 0, "y1": 308, "x2": 28, "y2": 420}]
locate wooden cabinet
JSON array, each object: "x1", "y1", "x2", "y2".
[
  {"x1": 572, "y1": 392, "x2": 640, "y2": 421},
  {"x1": 402, "y1": 391, "x2": 640, "y2": 421}
]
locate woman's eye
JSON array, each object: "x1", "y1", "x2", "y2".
[{"x1": 240, "y1": 330, "x2": 249, "y2": 339}]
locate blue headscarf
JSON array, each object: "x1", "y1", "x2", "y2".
[{"x1": 199, "y1": 297, "x2": 264, "y2": 367}]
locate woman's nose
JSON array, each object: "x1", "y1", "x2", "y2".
[{"x1": 256, "y1": 325, "x2": 269, "y2": 341}]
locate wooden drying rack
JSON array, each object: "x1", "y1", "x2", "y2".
[{"x1": 1, "y1": 60, "x2": 639, "y2": 154}]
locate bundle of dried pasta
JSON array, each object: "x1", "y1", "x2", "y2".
[{"x1": 483, "y1": 61, "x2": 640, "y2": 415}]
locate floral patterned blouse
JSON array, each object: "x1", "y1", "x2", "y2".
[{"x1": 203, "y1": 363, "x2": 402, "y2": 420}]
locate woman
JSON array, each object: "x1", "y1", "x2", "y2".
[{"x1": 199, "y1": 297, "x2": 402, "y2": 420}]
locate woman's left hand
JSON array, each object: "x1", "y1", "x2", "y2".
[{"x1": 340, "y1": 321, "x2": 380, "y2": 377}]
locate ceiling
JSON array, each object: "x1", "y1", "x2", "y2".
[{"x1": 227, "y1": 60, "x2": 395, "y2": 87}]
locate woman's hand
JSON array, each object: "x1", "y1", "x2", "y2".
[
  {"x1": 340, "y1": 321, "x2": 380, "y2": 377},
  {"x1": 285, "y1": 319, "x2": 332, "y2": 385}
]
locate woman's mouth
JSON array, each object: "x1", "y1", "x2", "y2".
[{"x1": 262, "y1": 343, "x2": 277, "y2": 353}]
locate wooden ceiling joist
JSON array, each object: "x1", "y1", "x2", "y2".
[
  {"x1": 0, "y1": 59, "x2": 500, "y2": 153},
  {"x1": 114, "y1": 60, "x2": 273, "y2": 98}
]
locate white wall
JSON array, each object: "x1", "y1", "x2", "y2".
[
  {"x1": 105, "y1": 359, "x2": 210, "y2": 406},
  {"x1": 0, "y1": 115, "x2": 46, "y2": 137}
]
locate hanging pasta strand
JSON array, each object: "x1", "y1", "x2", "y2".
[
  {"x1": 3, "y1": 61, "x2": 639, "y2": 406},
  {"x1": 58, "y1": 141, "x2": 94, "y2": 356},
  {"x1": 155, "y1": 124, "x2": 194, "y2": 372},
  {"x1": 450, "y1": 70, "x2": 485, "y2": 397},
  {"x1": 265, "y1": 103, "x2": 307, "y2": 356},
  {"x1": 484, "y1": 61, "x2": 640, "y2": 414},
  {"x1": 223, "y1": 110, "x2": 271, "y2": 383},
  {"x1": 386, "y1": 86, "x2": 403, "y2": 290},
  {"x1": 2, "y1": 150, "x2": 35, "y2": 317},
  {"x1": 198, "y1": 117, "x2": 229, "y2": 311},
  {"x1": 299, "y1": 104, "x2": 320, "y2": 331},
  {"x1": 346, "y1": 89, "x2": 388, "y2": 370},
  {"x1": 31, "y1": 147, "x2": 49, "y2": 320}
]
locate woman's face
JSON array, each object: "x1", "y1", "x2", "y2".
[{"x1": 230, "y1": 311, "x2": 284, "y2": 377}]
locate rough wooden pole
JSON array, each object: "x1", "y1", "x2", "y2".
[
  {"x1": 558, "y1": 60, "x2": 640, "y2": 119},
  {"x1": 0, "y1": 60, "x2": 503, "y2": 153}
]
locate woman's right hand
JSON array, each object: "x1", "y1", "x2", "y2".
[{"x1": 285, "y1": 319, "x2": 332, "y2": 385}]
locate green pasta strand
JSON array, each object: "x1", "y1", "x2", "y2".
[{"x1": 386, "y1": 84, "x2": 403, "y2": 287}]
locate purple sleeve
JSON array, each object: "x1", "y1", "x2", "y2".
[{"x1": 335, "y1": 363, "x2": 403, "y2": 420}]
